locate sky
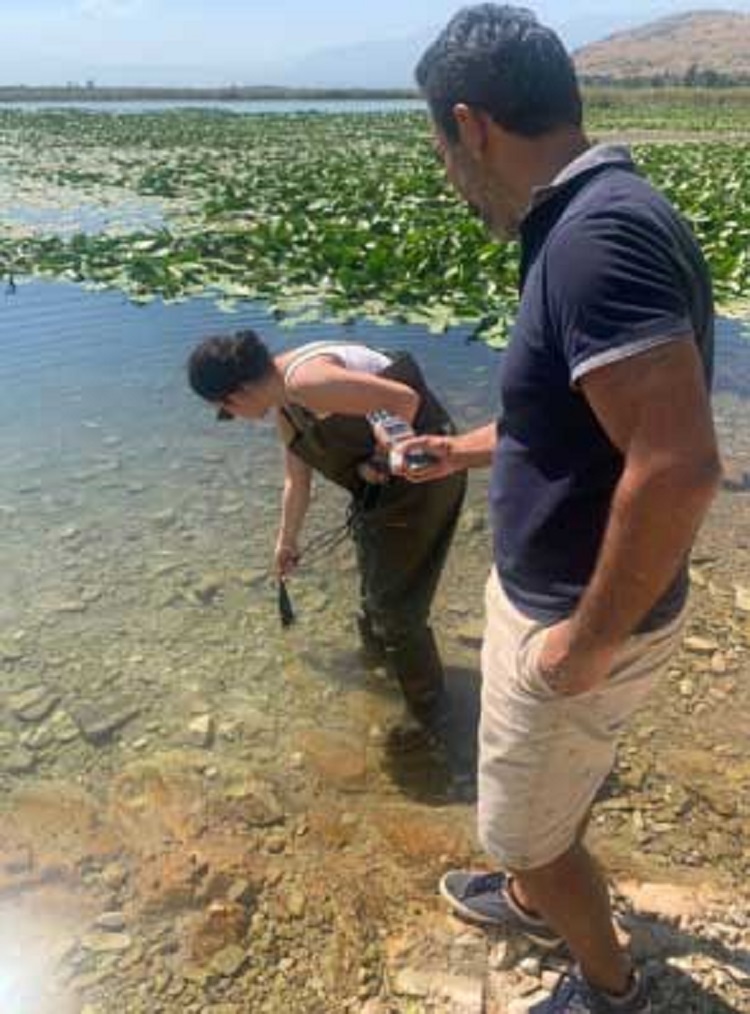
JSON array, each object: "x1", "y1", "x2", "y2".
[{"x1": 3, "y1": 0, "x2": 750, "y2": 87}]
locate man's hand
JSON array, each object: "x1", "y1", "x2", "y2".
[
  {"x1": 391, "y1": 434, "x2": 459, "y2": 483},
  {"x1": 274, "y1": 539, "x2": 300, "y2": 579},
  {"x1": 536, "y1": 620, "x2": 618, "y2": 697}
]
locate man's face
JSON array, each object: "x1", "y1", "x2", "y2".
[{"x1": 433, "y1": 123, "x2": 520, "y2": 242}]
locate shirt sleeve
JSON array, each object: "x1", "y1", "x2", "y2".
[{"x1": 545, "y1": 211, "x2": 694, "y2": 385}]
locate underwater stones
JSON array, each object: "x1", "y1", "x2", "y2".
[
  {"x1": 189, "y1": 575, "x2": 224, "y2": 606},
  {"x1": 221, "y1": 777, "x2": 285, "y2": 828},
  {"x1": 209, "y1": 944, "x2": 249, "y2": 979},
  {"x1": 186, "y1": 714, "x2": 215, "y2": 749},
  {"x1": 1, "y1": 744, "x2": 37, "y2": 774},
  {"x1": 188, "y1": 901, "x2": 248, "y2": 963},
  {"x1": 296, "y1": 729, "x2": 369, "y2": 792},
  {"x1": 10, "y1": 684, "x2": 60, "y2": 723},
  {"x1": 70, "y1": 698, "x2": 140, "y2": 744},
  {"x1": 0, "y1": 640, "x2": 24, "y2": 663}
]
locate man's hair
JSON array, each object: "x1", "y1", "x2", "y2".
[
  {"x1": 415, "y1": 4, "x2": 582, "y2": 142},
  {"x1": 187, "y1": 329, "x2": 272, "y2": 402}
]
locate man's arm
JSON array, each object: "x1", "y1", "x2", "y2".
[
  {"x1": 541, "y1": 339, "x2": 721, "y2": 694},
  {"x1": 395, "y1": 422, "x2": 499, "y2": 481}
]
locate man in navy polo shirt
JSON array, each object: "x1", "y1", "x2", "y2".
[{"x1": 403, "y1": 5, "x2": 721, "y2": 1013}]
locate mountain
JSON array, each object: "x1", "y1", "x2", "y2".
[
  {"x1": 275, "y1": 3, "x2": 750, "y2": 89},
  {"x1": 574, "y1": 9, "x2": 750, "y2": 82}
]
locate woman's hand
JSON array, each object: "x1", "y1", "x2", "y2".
[{"x1": 274, "y1": 539, "x2": 300, "y2": 579}]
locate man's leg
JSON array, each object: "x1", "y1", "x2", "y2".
[
  {"x1": 446, "y1": 572, "x2": 686, "y2": 993},
  {"x1": 511, "y1": 843, "x2": 631, "y2": 996}
]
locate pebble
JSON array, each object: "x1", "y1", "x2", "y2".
[
  {"x1": 95, "y1": 911, "x2": 127, "y2": 932},
  {"x1": 684, "y1": 636, "x2": 720, "y2": 655},
  {"x1": 187, "y1": 714, "x2": 215, "y2": 749},
  {"x1": 81, "y1": 931, "x2": 132, "y2": 954},
  {"x1": 70, "y1": 699, "x2": 140, "y2": 743},
  {"x1": 209, "y1": 944, "x2": 248, "y2": 978},
  {"x1": 1, "y1": 746, "x2": 37, "y2": 774},
  {"x1": 10, "y1": 685, "x2": 60, "y2": 723}
]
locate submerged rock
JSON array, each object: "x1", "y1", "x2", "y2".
[
  {"x1": 10, "y1": 685, "x2": 60, "y2": 723},
  {"x1": 70, "y1": 699, "x2": 140, "y2": 744}
]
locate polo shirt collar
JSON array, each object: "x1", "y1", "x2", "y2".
[{"x1": 528, "y1": 143, "x2": 635, "y2": 213}]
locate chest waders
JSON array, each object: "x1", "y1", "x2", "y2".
[{"x1": 281, "y1": 353, "x2": 466, "y2": 729}]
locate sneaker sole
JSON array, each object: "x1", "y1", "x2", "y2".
[{"x1": 438, "y1": 878, "x2": 563, "y2": 950}]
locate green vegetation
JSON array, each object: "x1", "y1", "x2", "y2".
[
  {"x1": 0, "y1": 85, "x2": 418, "y2": 103},
  {"x1": 0, "y1": 101, "x2": 748, "y2": 344}
]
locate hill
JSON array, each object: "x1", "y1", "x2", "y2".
[{"x1": 574, "y1": 10, "x2": 750, "y2": 84}]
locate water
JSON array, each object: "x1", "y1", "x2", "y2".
[
  {"x1": 1, "y1": 280, "x2": 750, "y2": 1012},
  {"x1": 0, "y1": 99, "x2": 426, "y2": 115}
]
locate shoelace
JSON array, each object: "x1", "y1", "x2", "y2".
[
  {"x1": 545, "y1": 969, "x2": 643, "y2": 1014},
  {"x1": 545, "y1": 971, "x2": 593, "y2": 1013},
  {"x1": 464, "y1": 871, "x2": 507, "y2": 898}
]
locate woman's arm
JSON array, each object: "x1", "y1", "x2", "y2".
[
  {"x1": 275, "y1": 441, "x2": 313, "y2": 578},
  {"x1": 285, "y1": 358, "x2": 420, "y2": 423}
]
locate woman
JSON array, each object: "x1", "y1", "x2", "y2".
[{"x1": 187, "y1": 329, "x2": 466, "y2": 739}]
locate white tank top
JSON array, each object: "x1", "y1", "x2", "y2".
[{"x1": 283, "y1": 341, "x2": 391, "y2": 384}]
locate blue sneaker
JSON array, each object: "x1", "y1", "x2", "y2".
[
  {"x1": 438, "y1": 870, "x2": 562, "y2": 948},
  {"x1": 529, "y1": 968, "x2": 651, "y2": 1013}
]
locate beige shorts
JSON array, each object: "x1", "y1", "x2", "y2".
[{"x1": 478, "y1": 569, "x2": 686, "y2": 871}]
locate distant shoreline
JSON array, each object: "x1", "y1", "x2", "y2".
[
  {"x1": 0, "y1": 86, "x2": 420, "y2": 103},
  {"x1": 2, "y1": 84, "x2": 750, "y2": 106}
]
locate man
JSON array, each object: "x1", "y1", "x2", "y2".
[{"x1": 404, "y1": 5, "x2": 721, "y2": 1012}]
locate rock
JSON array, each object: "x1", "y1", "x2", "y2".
[
  {"x1": 460, "y1": 509, "x2": 487, "y2": 535},
  {"x1": 711, "y1": 653, "x2": 728, "y2": 675},
  {"x1": 0, "y1": 642, "x2": 23, "y2": 663},
  {"x1": 618, "y1": 882, "x2": 709, "y2": 924},
  {"x1": 222, "y1": 777, "x2": 285, "y2": 827},
  {"x1": 10, "y1": 685, "x2": 60, "y2": 723},
  {"x1": 209, "y1": 944, "x2": 248, "y2": 979},
  {"x1": 94, "y1": 912, "x2": 127, "y2": 932},
  {"x1": 151, "y1": 509, "x2": 178, "y2": 529},
  {"x1": 187, "y1": 715, "x2": 215, "y2": 749},
  {"x1": 620, "y1": 916, "x2": 674, "y2": 961},
  {"x1": 734, "y1": 585, "x2": 750, "y2": 614},
  {"x1": 81, "y1": 931, "x2": 132, "y2": 953},
  {"x1": 188, "y1": 901, "x2": 248, "y2": 962},
  {"x1": 286, "y1": 890, "x2": 306, "y2": 919},
  {"x1": 296, "y1": 730, "x2": 369, "y2": 793},
  {"x1": 190, "y1": 576, "x2": 223, "y2": 606},
  {"x1": 456, "y1": 617, "x2": 486, "y2": 646},
  {"x1": 70, "y1": 699, "x2": 140, "y2": 743},
  {"x1": 226, "y1": 879, "x2": 255, "y2": 908},
  {"x1": 721, "y1": 458, "x2": 750, "y2": 492},
  {"x1": 101, "y1": 863, "x2": 129, "y2": 892},
  {"x1": 1, "y1": 746, "x2": 37, "y2": 774},
  {"x1": 684, "y1": 636, "x2": 719, "y2": 655},
  {"x1": 238, "y1": 568, "x2": 267, "y2": 588},
  {"x1": 509, "y1": 992, "x2": 550, "y2": 1014},
  {"x1": 519, "y1": 956, "x2": 542, "y2": 978}
]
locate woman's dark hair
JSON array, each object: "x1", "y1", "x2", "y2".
[
  {"x1": 187, "y1": 329, "x2": 273, "y2": 402},
  {"x1": 415, "y1": 4, "x2": 582, "y2": 143}
]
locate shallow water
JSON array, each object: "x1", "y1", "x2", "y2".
[{"x1": 1, "y1": 281, "x2": 750, "y2": 1012}]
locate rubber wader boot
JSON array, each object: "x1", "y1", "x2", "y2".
[
  {"x1": 383, "y1": 626, "x2": 450, "y2": 748},
  {"x1": 356, "y1": 610, "x2": 386, "y2": 666}
]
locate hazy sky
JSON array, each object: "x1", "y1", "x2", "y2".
[{"x1": 3, "y1": 0, "x2": 750, "y2": 86}]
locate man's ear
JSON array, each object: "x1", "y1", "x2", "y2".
[{"x1": 453, "y1": 103, "x2": 490, "y2": 157}]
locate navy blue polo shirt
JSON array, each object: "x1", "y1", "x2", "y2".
[{"x1": 490, "y1": 145, "x2": 714, "y2": 631}]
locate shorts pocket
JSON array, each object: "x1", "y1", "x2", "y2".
[{"x1": 515, "y1": 621, "x2": 559, "y2": 700}]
